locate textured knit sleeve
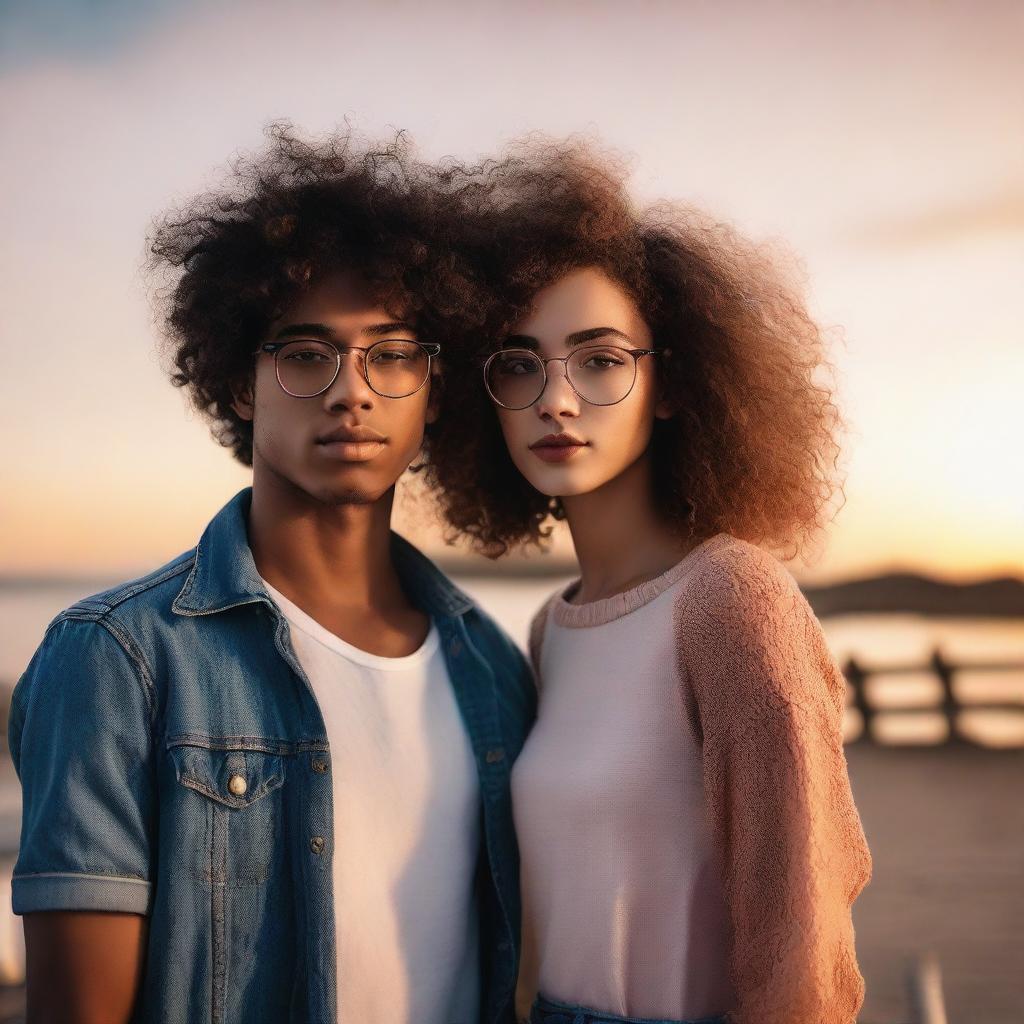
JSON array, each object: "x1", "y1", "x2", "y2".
[{"x1": 674, "y1": 541, "x2": 872, "y2": 1024}]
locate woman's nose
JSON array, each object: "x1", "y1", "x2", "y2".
[{"x1": 534, "y1": 361, "x2": 581, "y2": 420}]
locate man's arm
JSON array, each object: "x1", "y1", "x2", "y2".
[
  {"x1": 24, "y1": 912, "x2": 148, "y2": 1024},
  {"x1": 9, "y1": 615, "x2": 159, "y2": 1022}
]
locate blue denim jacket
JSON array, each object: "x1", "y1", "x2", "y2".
[{"x1": 8, "y1": 488, "x2": 536, "y2": 1024}]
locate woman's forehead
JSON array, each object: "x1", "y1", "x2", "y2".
[{"x1": 510, "y1": 266, "x2": 649, "y2": 347}]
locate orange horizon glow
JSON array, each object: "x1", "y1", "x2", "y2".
[{"x1": 0, "y1": 3, "x2": 1020, "y2": 584}]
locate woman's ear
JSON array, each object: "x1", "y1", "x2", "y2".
[
  {"x1": 655, "y1": 349, "x2": 676, "y2": 420},
  {"x1": 425, "y1": 365, "x2": 443, "y2": 425}
]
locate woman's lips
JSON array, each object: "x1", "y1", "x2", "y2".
[{"x1": 529, "y1": 437, "x2": 589, "y2": 463}]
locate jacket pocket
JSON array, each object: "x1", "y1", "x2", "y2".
[{"x1": 166, "y1": 739, "x2": 287, "y2": 887}]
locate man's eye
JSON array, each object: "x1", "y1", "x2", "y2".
[{"x1": 286, "y1": 350, "x2": 330, "y2": 363}]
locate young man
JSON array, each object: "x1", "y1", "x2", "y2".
[{"x1": 7, "y1": 127, "x2": 536, "y2": 1024}]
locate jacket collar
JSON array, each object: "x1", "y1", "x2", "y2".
[{"x1": 172, "y1": 487, "x2": 473, "y2": 619}]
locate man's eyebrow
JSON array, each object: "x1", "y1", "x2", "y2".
[
  {"x1": 361, "y1": 320, "x2": 417, "y2": 337},
  {"x1": 273, "y1": 321, "x2": 416, "y2": 341},
  {"x1": 502, "y1": 326, "x2": 631, "y2": 350},
  {"x1": 274, "y1": 322, "x2": 334, "y2": 340}
]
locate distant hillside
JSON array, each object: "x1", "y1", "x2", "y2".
[
  {"x1": 438, "y1": 560, "x2": 1024, "y2": 619},
  {"x1": 801, "y1": 573, "x2": 1024, "y2": 618},
  {"x1": 3, "y1": 569, "x2": 1024, "y2": 619}
]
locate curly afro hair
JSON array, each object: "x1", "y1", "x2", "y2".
[
  {"x1": 422, "y1": 139, "x2": 847, "y2": 562},
  {"x1": 148, "y1": 122, "x2": 488, "y2": 466}
]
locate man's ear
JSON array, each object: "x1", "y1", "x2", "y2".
[{"x1": 230, "y1": 377, "x2": 255, "y2": 423}]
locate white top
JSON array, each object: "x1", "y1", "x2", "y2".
[
  {"x1": 262, "y1": 578, "x2": 481, "y2": 1024},
  {"x1": 512, "y1": 545, "x2": 735, "y2": 1020}
]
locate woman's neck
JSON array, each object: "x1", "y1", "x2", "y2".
[{"x1": 560, "y1": 451, "x2": 701, "y2": 605}]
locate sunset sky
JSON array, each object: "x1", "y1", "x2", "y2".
[{"x1": 0, "y1": 0, "x2": 1021, "y2": 584}]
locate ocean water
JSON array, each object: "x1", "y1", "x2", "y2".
[{"x1": 2, "y1": 576, "x2": 1024, "y2": 746}]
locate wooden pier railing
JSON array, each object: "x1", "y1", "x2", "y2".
[{"x1": 843, "y1": 647, "x2": 1024, "y2": 746}]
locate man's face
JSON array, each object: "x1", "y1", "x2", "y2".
[{"x1": 233, "y1": 269, "x2": 437, "y2": 506}]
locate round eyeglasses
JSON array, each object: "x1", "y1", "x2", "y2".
[
  {"x1": 258, "y1": 339, "x2": 440, "y2": 399},
  {"x1": 483, "y1": 345, "x2": 663, "y2": 410}
]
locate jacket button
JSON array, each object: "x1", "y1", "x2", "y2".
[
  {"x1": 311, "y1": 759, "x2": 329, "y2": 774},
  {"x1": 310, "y1": 836, "x2": 326, "y2": 855},
  {"x1": 485, "y1": 747, "x2": 505, "y2": 764},
  {"x1": 227, "y1": 774, "x2": 247, "y2": 796}
]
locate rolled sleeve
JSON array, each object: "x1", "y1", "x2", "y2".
[{"x1": 8, "y1": 615, "x2": 157, "y2": 916}]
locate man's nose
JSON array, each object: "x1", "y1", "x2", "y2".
[{"x1": 322, "y1": 351, "x2": 374, "y2": 409}]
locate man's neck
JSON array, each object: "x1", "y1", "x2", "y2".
[{"x1": 246, "y1": 471, "x2": 405, "y2": 615}]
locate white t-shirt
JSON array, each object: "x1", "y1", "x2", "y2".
[{"x1": 261, "y1": 578, "x2": 481, "y2": 1024}]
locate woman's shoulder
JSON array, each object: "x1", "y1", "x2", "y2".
[
  {"x1": 678, "y1": 532, "x2": 809, "y2": 627},
  {"x1": 675, "y1": 534, "x2": 843, "y2": 714}
]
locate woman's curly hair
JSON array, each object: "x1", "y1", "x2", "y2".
[
  {"x1": 423, "y1": 139, "x2": 847, "y2": 561},
  {"x1": 148, "y1": 122, "x2": 488, "y2": 465}
]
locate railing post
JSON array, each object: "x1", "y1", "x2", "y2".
[
  {"x1": 931, "y1": 647, "x2": 961, "y2": 745},
  {"x1": 908, "y1": 951, "x2": 948, "y2": 1024},
  {"x1": 844, "y1": 656, "x2": 874, "y2": 744}
]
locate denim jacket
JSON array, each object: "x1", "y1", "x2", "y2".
[{"x1": 7, "y1": 488, "x2": 537, "y2": 1024}]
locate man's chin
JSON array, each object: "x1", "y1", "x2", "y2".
[{"x1": 318, "y1": 486, "x2": 380, "y2": 507}]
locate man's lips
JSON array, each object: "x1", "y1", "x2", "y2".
[
  {"x1": 317, "y1": 425, "x2": 387, "y2": 445},
  {"x1": 315, "y1": 425, "x2": 387, "y2": 462},
  {"x1": 529, "y1": 433, "x2": 589, "y2": 463}
]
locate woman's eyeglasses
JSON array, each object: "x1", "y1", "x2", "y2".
[{"x1": 483, "y1": 345, "x2": 662, "y2": 410}]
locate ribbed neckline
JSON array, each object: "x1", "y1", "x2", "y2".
[{"x1": 552, "y1": 533, "x2": 733, "y2": 628}]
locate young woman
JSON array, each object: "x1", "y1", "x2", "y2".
[{"x1": 427, "y1": 143, "x2": 872, "y2": 1024}]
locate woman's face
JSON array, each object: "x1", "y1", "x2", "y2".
[{"x1": 490, "y1": 266, "x2": 671, "y2": 498}]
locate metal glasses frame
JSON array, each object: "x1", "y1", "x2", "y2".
[
  {"x1": 482, "y1": 345, "x2": 664, "y2": 410},
  {"x1": 258, "y1": 339, "x2": 441, "y2": 399}
]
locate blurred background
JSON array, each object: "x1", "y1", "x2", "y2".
[{"x1": 0, "y1": 1, "x2": 1021, "y2": 1021}]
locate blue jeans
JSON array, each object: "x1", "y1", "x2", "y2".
[{"x1": 529, "y1": 992, "x2": 728, "y2": 1024}]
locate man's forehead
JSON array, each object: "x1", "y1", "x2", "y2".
[{"x1": 274, "y1": 268, "x2": 415, "y2": 333}]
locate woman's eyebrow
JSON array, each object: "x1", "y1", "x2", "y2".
[
  {"x1": 565, "y1": 326, "x2": 630, "y2": 346},
  {"x1": 502, "y1": 326, "x2": 631, "y2": 350},
  {"x1": 503, "y1": 334, "x2": 538, "y2": 350}
]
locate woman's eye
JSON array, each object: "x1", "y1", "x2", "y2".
[
  {"x1": 499, "y1": 359, "x2": 539, "y2": 376},
  {"x1": 582, "y1": 354, "x2": 625, "y2": 369}
]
